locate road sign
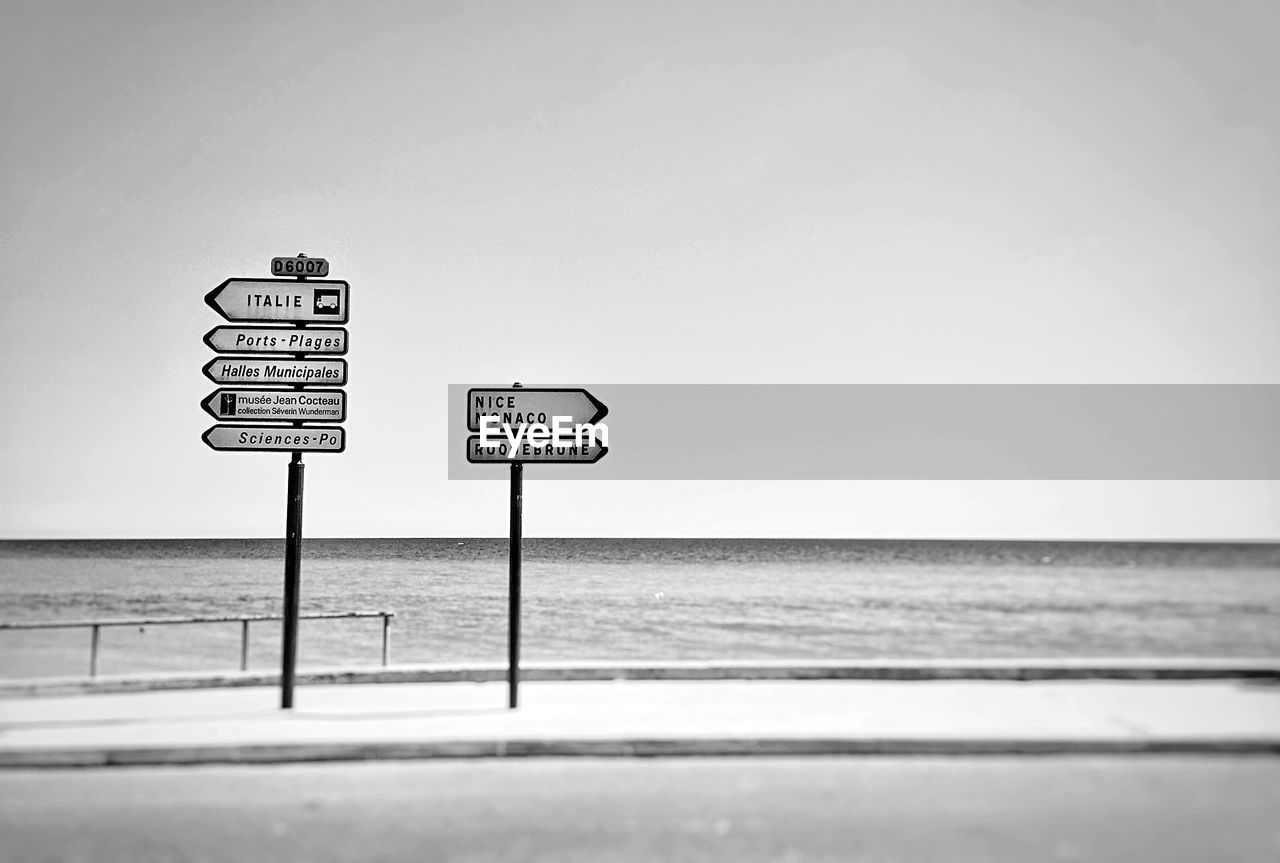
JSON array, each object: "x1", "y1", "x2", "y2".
[
  {"x1": 202, "y1": 425, "x2": 345, "y2": 453},
  {"x1": 202, "y1": 388, "x2": 346, "y2": 422},
  {"x1": 205, "y1": 279, "x2": 349, "y2": 324},
  {"x1": 467, "y1": 387, "x2": 608, "y2": 433},
  {"x1": 271, "y1": 256, "x2": 329, "y2": 278},
  {"x1": 204, "y1": 326, "x2": 348, "y2": 355},
  {"x1": 466, "y1": 434, "x2": 608, "y2": 464},
  {"x1": 203, "y1": 357, "x2": 347, "y2": 386}
]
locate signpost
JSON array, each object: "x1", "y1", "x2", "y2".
[
  {"x1": 465, "y1": 383, "x2": 609, "y2": 710},
  {"x1": 204, "y1": 326, "x2": 348, "y2": 355},
  {"x1": 201, "y1": 255, "x2": 349, "y2": 710}
]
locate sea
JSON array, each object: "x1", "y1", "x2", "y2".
[{"x1": 1, "y1": 538, "x2": 1277, "y2": 679}]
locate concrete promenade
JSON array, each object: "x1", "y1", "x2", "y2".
[{"x1": 2, "y1": 664, "x2": 1278, "y2": 767}]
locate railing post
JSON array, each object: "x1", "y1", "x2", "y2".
[
  {"x1": 6, "y1": 612, "x2": 395, "y2": 678},
  {"x1": 89, "y1": 624, "x2": 100, "y2": 677},
  {"x1": 240, "y1": 619, "x2": 250, "y2": 671}
]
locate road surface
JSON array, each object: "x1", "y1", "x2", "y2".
[{"x1": 2, "y1": 756, "x2": 1277, "y2": 862}]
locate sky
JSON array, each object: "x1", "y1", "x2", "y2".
[{"x1": 1, "y1": 0, "x2": 1278, "y2": 539}]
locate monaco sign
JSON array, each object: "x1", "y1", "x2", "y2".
[{"x1": 467, "y1": 387, "x2": 608, "y2": 432}]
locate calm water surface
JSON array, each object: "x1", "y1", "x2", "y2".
[{"x1": 0, "y1": 539, "x2": 1277, "y2": 678}]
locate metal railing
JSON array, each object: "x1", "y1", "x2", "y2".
[{"x1": 0, "y1": 611, "x2": 394, "y2": 677}]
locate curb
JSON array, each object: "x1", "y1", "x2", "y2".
[
  {"x1": 3, "y1": 736, "x2": 1279, "y2": 768},
  {"x1": 5, "y1": 659, "x2": 1279, "y2": 698}
]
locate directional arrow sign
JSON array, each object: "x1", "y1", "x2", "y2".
[
  {"x1": 205, "y1": 279, "x2": 349, "y2": 324},
  {"x1": 466, "y1": 434, "x2": 608, "y2": 464},
  {"x1": 203, "y1": 357, "x2": 347, "y2": 386},
  {"x1": 204, "y1": 326, "x2": 348, "y2": 355},
  {"x1": 203, "y1": 425, "x2": 345, "y2": 453},
  {"x1": 467, "y1": 388, "x2": 608, "y2": 433},
  {"x1": 202, "y1": 389, "x2": 346, "y2": 422}
]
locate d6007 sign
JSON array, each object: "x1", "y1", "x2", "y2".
[{"x1": 272, "y1": 256, "x2": 329, "y2": 277}]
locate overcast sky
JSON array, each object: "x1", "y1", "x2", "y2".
[{"x1": 2, "y1": 0, "x2": 1277, "y2": 539}]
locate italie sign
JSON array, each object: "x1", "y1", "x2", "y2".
[
  {"x1": 201, "y1": 258, "x2": 348, "y2": 454},
  {"x1": 205, "y1": 278, "x2": 349, "y2": 324}
]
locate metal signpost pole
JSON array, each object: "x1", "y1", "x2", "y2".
[
  {"x1": 280, "y1": 257, "x2": 309, "y2": 710},
  {"x1": 280, "y1": 450, "x2": 304, "y2": 709},
  {"x1": 466, "y1": 382, "x2": 607, "y2": 709},
  {"x1": 508, "y1": 382, "x2": 523, "y2": 709}
]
